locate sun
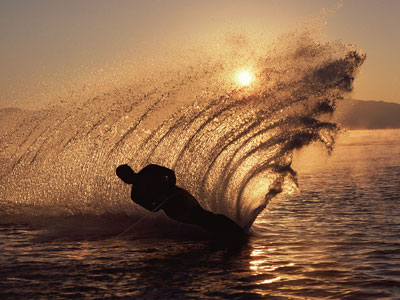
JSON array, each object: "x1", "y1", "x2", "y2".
[{"x1": 235, "y1": 69, "x2": 254, "y2": 87}]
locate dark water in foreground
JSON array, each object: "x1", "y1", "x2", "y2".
[{"x1": 1, "y1": 130, "x2": 400, "y2": 299}]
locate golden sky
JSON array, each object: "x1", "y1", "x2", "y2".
[{"x1": 1, "y1": 0, "x2": 399, "y2": 107}]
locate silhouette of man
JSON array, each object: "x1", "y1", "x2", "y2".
[{"x1": 116, "y1": 164, "x2": 245, "y2": 242}]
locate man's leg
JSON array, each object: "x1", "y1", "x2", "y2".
[{"x1": 190, "y1": 207, "x2": 246, "y2": 241}]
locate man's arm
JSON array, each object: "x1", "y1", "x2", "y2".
[{"x1": 131, "y1": 189, "x2": 164, "y2": 212}]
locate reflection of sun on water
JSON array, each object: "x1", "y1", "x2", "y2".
[
  {"x1": 250, "y1": 248, "x2": 296, "y2": 286},
  {"x1": 235, "y1": 69, "x2": 254, "y2": 87}
]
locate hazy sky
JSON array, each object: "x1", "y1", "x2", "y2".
[{"x1": 1, "y1": 0, "x2": 399, "y2": 107}]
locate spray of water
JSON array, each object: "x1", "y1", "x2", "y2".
[{"x1": 0, "y1": 30, "x2": 365, "y2": 230}]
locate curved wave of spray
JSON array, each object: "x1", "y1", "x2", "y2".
[{"x1": 0, "y1": 32, "x2": 365, "y2": 229}]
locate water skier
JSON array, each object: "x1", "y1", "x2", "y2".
[{"x1": 116, "y1": 164, "x2": 246, "y2": 242}]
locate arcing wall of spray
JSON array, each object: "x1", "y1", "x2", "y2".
[{"x1": 0, "y1": 30, "x2": 365, "y2": 230}]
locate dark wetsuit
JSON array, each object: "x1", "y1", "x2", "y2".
[
  {"x1": 130, "y1": 164, "x2": 176, "y2": 211},
  {"x1": 131, "y1": 165, "x2": 206, "y2": 223},
  {"x1": 130, "y1": 164, "x2": 246, "y2": 242}
]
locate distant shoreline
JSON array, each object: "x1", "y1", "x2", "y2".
[{"x1": 336, "y1": 99, "x2": 400, "y2": 130}]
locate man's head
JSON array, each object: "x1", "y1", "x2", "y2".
[{"x1": 116, "y1": 164, "x2": 137, "y2": 184}]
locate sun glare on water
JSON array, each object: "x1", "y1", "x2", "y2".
[{"x1": 235, "y1": 69, "x2": 255, "y2": 87}]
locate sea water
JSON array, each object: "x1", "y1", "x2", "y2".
[
  {"x1": 2, "y1": 30, "x2": 399, "y2": 298},
  {"x1": 1, "y1": 129, "x2": 399, "y2": 299}
]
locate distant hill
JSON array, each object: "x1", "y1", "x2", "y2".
[{"x1": 336, "y1": 99, "x2": 400, "y2": 129}]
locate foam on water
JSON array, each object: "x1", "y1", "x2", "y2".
[{"x1": 0, "y1": 31, "x2": 365, "y2": 231}]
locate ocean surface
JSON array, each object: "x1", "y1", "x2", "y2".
[{"x1": 1, "y1": 129, "x2": 399, "y2": 299}]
